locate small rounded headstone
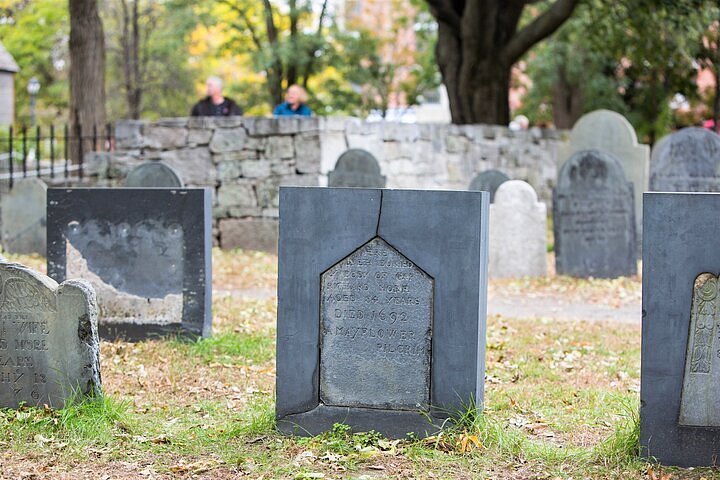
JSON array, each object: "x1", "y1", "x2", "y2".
[
  {"x1": 125, "y1": 162, "x2": 184, "y2": 188},
  {"x1": 328, "y1": 149, "x2": 386, "y2": 188},
  {"x1": 468, "y1": 169, "x2": 510, "y2": 202},
  {"x1": 650, "y1": 127, "x2": 720, "y2": 192}
]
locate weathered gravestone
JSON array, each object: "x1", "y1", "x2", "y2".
[
  {"x1": 276, "y1": 187, "x2": 488, "y2": 438},
  {"x1": 468, "y1": 169, "x2": 510, "y2": 203},
  {"x1": 641, "y1": 192, "x2": 720, "y2": 466},
  {"x1": 0, "y1": 261, "x2": 101, "y2": 409},
  {"x1": 124, "y1": 162, "x2": 184, "y2": 188},
  {"x1": 327, "y1": 149, "x2": 386, "y2": 188},
  {"x1": 650, "y1": 127, "x2": 720, "y2": 192},
  {"x1": 1, "y1": 178, "x2": 47, "y2": 255},
  {"x1": 47, "y1": 188, "x2": 212, "y2": 340},
  {"x1": 553, "y1": 149, "x2": 636, "y2": 278},
  {"x1": 489, "y1": 180, "x2": 547, "y2": 278},
  {"x1": 558, "y1": 110, "x2": 649, "y2": 242}
]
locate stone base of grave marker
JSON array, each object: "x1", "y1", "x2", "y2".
[{"x1": 276, "y1": 187, "x2": 488, "y2": 438}]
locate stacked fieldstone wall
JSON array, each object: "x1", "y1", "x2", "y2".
[{"x1": 85, "y1": 116, "x2": 565, "y2": 252}]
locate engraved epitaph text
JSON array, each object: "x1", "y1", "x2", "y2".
[
  {"x1": 679, "y1": 273, "x2": 720, "y2": 426},
  {"x1": 320, "y1": 237, "x2": 433, "y2": 410}
]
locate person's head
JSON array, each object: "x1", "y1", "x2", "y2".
[
  {"x1": 285, "y1": 84, "x2": 307, "y2": 108},
  {"x1": 206, "y1": 76, "x2": 223, "y2": 99}
]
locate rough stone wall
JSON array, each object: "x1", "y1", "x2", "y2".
[{"x1": 87, "y1": 116, "x2": 565, "y2": 252}]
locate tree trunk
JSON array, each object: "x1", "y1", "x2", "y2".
[
  {"x1": 69, "y1": 0, "x2": 106, "y2": 162},
  {"x1": 428, "y1": 0, "x2": 579, "y2": 125},
  {"x1": 552, "y1": 63, "x2": 583, "y2": 129}
]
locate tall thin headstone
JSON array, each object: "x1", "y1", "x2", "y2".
[
  {"x1": 558, "y1": 109, "x2": 649, "y2": 248},
  {"x1": 649, "y1": 127, "x2": 720, "y2": 192},
  {"x1": 1, "y1": 178, "x2": 47, "y2": 255},
  {"x1": 276, "y1": 187, "x2": 488, "y2": 438},
  {"x1": 468, "y1": 169, "x2": 510, "y2": 203},
  {"x1": 124, "y1": 162, "x2": 184, "y2": 188},
  {"x1": 553, "y1": 149, "x2": 636, "y2": 278},
  {"x1": 327, "y1": 149, "x2": 386, "y2": 188},
  {"x1": 0, "y1": 261, "x2": 101, "y2": 409},
  {"x1": 489, "y1": 180, "x2": 547, "y2": 278}
]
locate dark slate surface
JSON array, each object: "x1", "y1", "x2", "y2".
[
  {"x1": 327, "y1": 149, "x2": 386, "y2": 188},
  {"x1": 553, "y1": 149, "x2": 636, "y2": 278},
  {"x1": 468, "y1": 169, "x2": 510, "y2": 203},
  {"x1": 124, "y1": 162, "x2": 184, "y2": 188},
  {"x1": 47, "y1": 188, "x2": 212, "y2": 340},
  {"x1": 649, "y1": 127, "x2": 720, "y2": 192},
  {"x1": 276, "y1": 187, "x2": 488, "y2": 438},
  {"x1": 642, "y1": 192, "x2": 720, "y2": 467}
]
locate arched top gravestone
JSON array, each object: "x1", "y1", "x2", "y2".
[
  {"x1": 649, "y1": 127, "x2": 720, "y2": 192},
  {"x1": 468, "y1": 169, "x2": 510, "y2": 203},
  {"x1": 489, "y1": 181, "x2": 547, "y2": 279},
  {"x1": 1, "y1": 178, "x2": 47, "y2": 255},
  {"x1": 553, "y1": 149, "x2": 636, "y2": 278},
  {"x1": 124, "y1": 162, "x2": 184, "y2": 188},
  {"x1": 327, "y1": 149, "x2": 386, "y2": 188}
]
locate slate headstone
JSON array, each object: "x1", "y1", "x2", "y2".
[
  {"x1": 124, "y1": 162, "x2": 184, "y2": 188},
  {"x1": 0, "y1": 261, "x2": 100, "y2": 409},
  {"x1": 47, "y1": 188, "x2": 212, "y2": 340},
  {"x1": 327, "y1": 149, "x2": 386, "y2": 188},
  {"x1": 468, "y1": 169, "x2": 510, "y2": 203},
  {"x1": 553, "y1": 149, "x2": 636, "y2": 278},
  {"x1": 489, "y1": 180, "x2": 547, "y2": 278},
  {"x1": 277, "y1": 187, "x2": 489, "y2": 438},
  {"x1": 649, "y1": 127, "x2": 720, "y2": 192},
  {"x1": 1, "y1": 178, "x2": 47, "y2": 255},
  {"x1": 557, "y1": 110, "x2": 649, "y2": 243},
  {"x1": 641, "y1": 192, "x2": 720, "y2": 466}
]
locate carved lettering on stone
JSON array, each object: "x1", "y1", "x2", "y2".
[{"x1": 320, "y1": 237, "x2": 433, "y2": 410}]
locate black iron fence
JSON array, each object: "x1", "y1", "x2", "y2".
[{"x1": 0, "y1": 124, "x2": 115, "y2": 189}]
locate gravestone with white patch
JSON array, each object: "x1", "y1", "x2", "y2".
[
  {"x1": 124, "y1": 162, "x2": 184, "y2": 188},
  {"x1": 47, "y1": 188, "x2": 212, "y2": 340},
  {"x1": 649, "y1": 127, "x2": 720, "y2": 192},
  {"x1": 489, "y1": 180, "x2": 547, "y2": 278},
  {"x1": 0, "y1": 260, "x2": 100, "y2": 409},
  {"x1": 641, "y1": 192, "x2": 720, "y2": 466},
  {"x1": 468, "y1": 169, "x2": 510, "y2": 203},
  {"x1": 327, "y1": 149, "x2": 386, "y2": 188},
  {"x1": 1, "y1": 178, "x2": 47, "y2": 255},
  {"x1": 553, "y1": 149, "x2": 636, "y2": 278},
  {"x1": 558, "y1": 110, "x2": 649, "y2": 247},
  {"x1": 277, "y1": 187, "x2": 488, "y2": 438}
]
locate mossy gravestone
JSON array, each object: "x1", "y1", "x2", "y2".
[{"x1": 0, "y1": 261, "x2": 101, "y2": 409}]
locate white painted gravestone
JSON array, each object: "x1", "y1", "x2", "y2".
[
  {"x1": 558, "y1": 110, "x2": 649, "y2": 246},
  {"x1": 0, "y1": 261, "x2": 101, "y2": 409},
  {"x1": 489, "y1": 180, "x2": 547, "y2": 278},
  {"x1": 1, "y1": 178, "x2": 47, "y2": 255}
]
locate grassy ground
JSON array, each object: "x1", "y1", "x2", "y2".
[{"x1": 0, "y1": 249, "x2": 715, "y2": 479}]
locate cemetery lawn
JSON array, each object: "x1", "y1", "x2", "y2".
[{"x1": 0, "y1": 250, "x2": 712, "y2": 479}]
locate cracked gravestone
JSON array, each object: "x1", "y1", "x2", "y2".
[
  {"x1": 47, "y1": 188, "x2": 212, "y2": 340},
  {"x1": 0, "y1": 260, "x2": 101, "y2": 409},
  {"x1": 124, "y1": 162, "x2": 184, "y2": 188},
  {"x1": 276, "y1": 186, "x2": 488, "y2": 438},
  {"x1": 553, "y1": 149, "x2": 636, "y2": 278},
  {"x1": 328, "y1": 149, "x2": 386, "y2": 188}
]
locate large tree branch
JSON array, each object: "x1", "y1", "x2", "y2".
[
  {"x1": 427, "y1": 0, "x2": 462, "y2": 30},
  {"x1": 502, "y1": 0, "x2": 579, "y2": 63}
]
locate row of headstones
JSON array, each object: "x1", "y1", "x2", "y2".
[{"x1": 4, "y1": 186, "x2": 719, "y2": 467}]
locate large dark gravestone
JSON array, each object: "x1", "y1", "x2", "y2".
[
  {"x1": 124, "y1": 162, "x2": 184, "y2": 188},
  {"x1": 650, "y1": 127, "x2": 720, "y2": 192},
  {"x1": 468, "y1": 169, "x2": 510, "y2": 203},
  {"x1": 641, "y1": 192, "x2": 720, "y2": 466},
  {"x1": 47, "y1": 188, "x2": 212, "y2": 340},
  {"x1": 553, "y1": 149, "x2": 636, "y2": 278},
  {"x1": 0, "y1": 261, "x2": 101, "y2": 409},
  {"x1": 276, "y1": 187, "x2": 489, "y2": 438},
  {"x1": 327, "y1": 149, "x2": 386, "y2": 188}
]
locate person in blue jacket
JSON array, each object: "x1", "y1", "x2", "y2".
[{"x1": 273, "y1": 84, "x2": 312, "y2": 116}]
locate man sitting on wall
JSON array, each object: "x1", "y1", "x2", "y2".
[
  {"x1": 273, "y1": 85, "x2": 312, "y2": 117},
  {"x1": 190, "y1": 76, "x2": 243, "y2": 116}
]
